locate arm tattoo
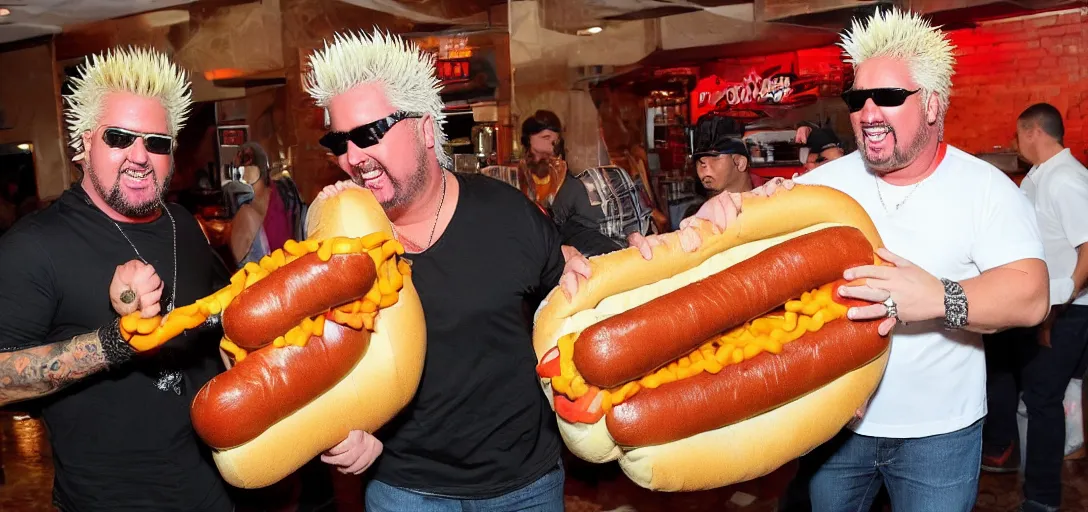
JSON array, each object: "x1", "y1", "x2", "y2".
[{"x1": 0, "y1": 333, "x2": 110, "y2": 407}]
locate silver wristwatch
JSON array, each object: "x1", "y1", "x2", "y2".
[{"x1": 941, "y1": 278, "x2": 968, "y2": 329}]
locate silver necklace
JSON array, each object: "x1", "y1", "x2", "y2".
[
  {"x1": 106, "y1": 201, "x2": 183, "y2": 395},
  {"x1": 110, "y1": 203, "x2": 178, "y2": 313},
  {"x1": 392, "y1": 171, "x2": 447, "y2": 252},
  {"x1": 875, "y1": 175, "x2": 923, "y2": 213}
]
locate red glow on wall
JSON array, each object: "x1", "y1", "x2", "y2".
[{"x1": 203, "y1": 68, "x2": 246, "y2": 81}]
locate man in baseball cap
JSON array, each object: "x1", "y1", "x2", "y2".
[
  {"x1": 692, "y1": 115, "x2": 752, "y2": 196},
  {"x1": 805, "y1": 127, "x2": 845, "y2": 169}
]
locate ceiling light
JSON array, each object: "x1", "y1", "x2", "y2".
[
  {"x1": 0, "y1": 8, "x2": 11, "y2": 16},
  {"x1": 577, "y1": 26, "x2": 603, "y2": 36},
  {"x1": 17, "y1": 143, "x2": 31, "y2": 151}
]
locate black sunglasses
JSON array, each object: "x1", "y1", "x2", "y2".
[
  {"x1": 319, "y1": 111, "x2": 423, "y2": 156},
  {"x1": 841, "y1": 88, "x2": 920, "y2": 113},
  {"x1": 102, "y1": 127, "x2": 173, "y2": 155}
]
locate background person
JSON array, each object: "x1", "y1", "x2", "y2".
[{"x1": 981, "y1": 102, "x2": 1088, "y2": 512}]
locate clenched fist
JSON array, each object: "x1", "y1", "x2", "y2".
[
  {"x1": 322, "y1": 430, "x2": 383, "y2": 475},
  {"x1": 110, "y1": 260, "x2": 164, "y2": 318}
]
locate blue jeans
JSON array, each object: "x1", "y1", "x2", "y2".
[
  {"x1": 364, "y1": 463, "x2": 564, "y2": 512},
  {"x1": 800, "y1": 419, "x2": 982, "y2": 512}
]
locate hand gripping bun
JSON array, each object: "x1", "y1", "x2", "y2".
[
  {"x1": 533, "y1": 184, "x2": 890, "y2": 491},
  {"x1": 199, "y1": 184, "x2": 424, "y2": 488},
  {"x1": 114, "y1": 182, "x2": 424, "y2": 490}
]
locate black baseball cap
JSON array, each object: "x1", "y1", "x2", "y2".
[
  {"x1": 692, "y1": 115, "x2": 748, "y2": 161},
  {"x1": 806, "y1": 128, "x2": 842, "y2": 153}
]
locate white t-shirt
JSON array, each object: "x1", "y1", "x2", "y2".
[
  {"x1": 795, "y1": 145, "x2": 1045, "y2": 438},
  {"x1": 1019, "y1": 148, "x2": 1088, "y2": 306}
]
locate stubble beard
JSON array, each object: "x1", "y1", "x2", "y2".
[
  {"x1": 351, "y1": 143, "x2": 430, "y2": 213},
  {"x1": 858, "y1": 107, "x2": 934, "y2": 176},
  {"x1": 86, "y1": 160, "x2": 172, "y2": 218}
]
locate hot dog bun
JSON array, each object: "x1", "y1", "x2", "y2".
[
  {"x1": 533, "y1": 184, "x2": 889, "y2": 491},
  {"x1": 201, "y1": 184, "x2": 427, "y2": 489}
]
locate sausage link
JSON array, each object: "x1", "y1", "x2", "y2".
[
  {"x1": 191, "y1": 321, "x2": 370, "y2": 449},
  {"x1": 605, "y1": 318, "x2": 886, "y2": 447},
  {"x1": 573, "y1": 226, "x2": 874, "y2": 389},
  {"x1": 222, "y1": 253, "x2": 377, "y2": 350}
]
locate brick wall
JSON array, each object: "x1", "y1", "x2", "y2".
[
  {"x1": 944, "y1": 10, "x2": 1088, "y2": 164},
  {"x1": 702, "y1": 9, "x2": 1088, "y2": 165}
]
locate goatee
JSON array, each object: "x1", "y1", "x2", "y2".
[{"x1": 87, "y1": 161, "x2": 171, "y2": 218}]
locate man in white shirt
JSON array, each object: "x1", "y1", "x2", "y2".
[
  {"x1": 669, "y1": 8, "x2": 1050, "y2": 511},
  {"x1": 981, "y1": 103, "x2": 1088, "y2": 512}
]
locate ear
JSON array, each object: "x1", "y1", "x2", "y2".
[
  {"x1": 925, "y1": 92, "x2": 940, "y2": 125},
  {"x1": 420, "y1": 113, "x2": 436, "y2": 151},
  {"x1": 79, "y1": 131, "x2": 93, "y2": 161},
  {"x1": 733, "y1": 155, "x2": 749, "y2": 173}
]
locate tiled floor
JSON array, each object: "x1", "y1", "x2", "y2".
[{"x1": 2, "y1": 410, "x2": 1087, "y2": 511}]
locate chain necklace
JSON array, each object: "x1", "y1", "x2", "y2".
[
  {"x1": 110, "y1": 203, "x2": 178, "y2": 313},
  {"x1": 392, "y1": 171, "x2": 447, "y2": 253},
  {"x1": 101, "y1": 199, "x2": 183, "y2": 395},
  {"x1": 875, "y1": 174, "x2": 923, "y2": 213}
]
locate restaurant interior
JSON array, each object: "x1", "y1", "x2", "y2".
[{"x1": 1, "y1": 0, "x2": 1088, "y2": 510}]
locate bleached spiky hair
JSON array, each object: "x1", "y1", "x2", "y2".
[
  {"x1": 839, "y1": 7, "x2": 957, "y2": 114},
  {"x1": 63, "y1": 46, "x2": 192, "y2": 157},
  {"x1": 303, "y1": 28, "x2": 450, "y2": 169}
]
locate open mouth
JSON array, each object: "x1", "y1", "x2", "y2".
[
  {"x1": 353, "y1": 167, "x2": 387, "y2": 189},
  {"x1": 123, "y1": 168, "x2": 153, "y2": 180},
  {"x1": 862, "y1": 126, "x2": 892, "y2": 143},
  {"x1": 120, "y1": 168, "x2": 155, "y2": 190}
]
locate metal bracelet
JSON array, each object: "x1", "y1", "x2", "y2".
[
  {"x1": 99, "y1": 319, "x2": 135, "y2": 367},
  {"x1": 941, "y1": 278, "x2": 969, "y2": 329}
]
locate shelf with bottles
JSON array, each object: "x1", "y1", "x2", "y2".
[
  {"x1": 743, "y1": 129, "x2": 805, "y2": 168},
  {"x1": 649, "y1": 102, "x2": 688, "y2": 127}
]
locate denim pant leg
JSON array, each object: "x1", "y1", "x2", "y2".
[
  {"x1": 466, "y1": 463, "x2": 565, "y2": 512},
  {"x1": 882, "y1": 419, "x2": 983, "y2": 512},
  {"x1": 364, "y1": 480, "x2": 461, "y2": 512},
  {"x1": 365, "y1": 462, "x2": 565, "y2": 512},
  {"x1": 807, "y1": 429, "x2": 884, "y2": 512},
  {"x1": 1022, "y1": 305, "x2": 1088, "y2": 507}
]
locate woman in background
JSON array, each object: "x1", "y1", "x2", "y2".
[
  {"x1": 227, "y1": 142, "x2": 305, "y2": 268},
  {"x1": 517, "y1": 110, "x2": 568, "y2": 213}
]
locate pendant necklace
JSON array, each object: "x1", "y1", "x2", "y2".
[
  {"x1": 107, "y1": 202, "x2": 183, "y2": 395},
  {"x1": 875, "y1": 175, "x2": 923, "y2": 213},
  {"x1": 110, "y1": 203, "x2": 178, "y2": 313},
  {"x1": 391, "y1": 171, "x2": 447, "y2": 254},
  {"x1": 79, "y1": 191, "x2": 179, "y2": 312}
]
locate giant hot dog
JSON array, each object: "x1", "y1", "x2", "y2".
[
  {"x1": 533, "y1": 184, "x2": 890, "y2": 492},
  {"x1": 118, "y1": 183, "x2": 426, "y2": 489}
]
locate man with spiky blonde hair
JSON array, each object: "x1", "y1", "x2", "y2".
[
  {"x1": 671, "y1": 7, "x2": 1049, "y2": 511},
  {"x1": 302, "y1": 28, "x2": 592, "y2": 511},
  {"x1": 0, "y1": 46, "x2": 233, "y2": 511}
]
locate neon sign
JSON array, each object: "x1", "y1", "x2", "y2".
[
  {"x1": 691, "y1": 65, "x2": 828, "y2": 121},
  {"x1": 726, "y1": 72, "x2": 792, "y2": 105},
  {"x1": 697, "y1": 71, "x2": 793, "y2": 111}
]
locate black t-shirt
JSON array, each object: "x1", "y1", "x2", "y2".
[
  {"x1": 370, "y1": 173, "x2": 564, "y2": 498},
  {"x1": 558, "y1": 219, "x2": 623, "y2": 257},
  {"x1": 0, "y1": 184, "x2": 233, "y2": 512}
]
